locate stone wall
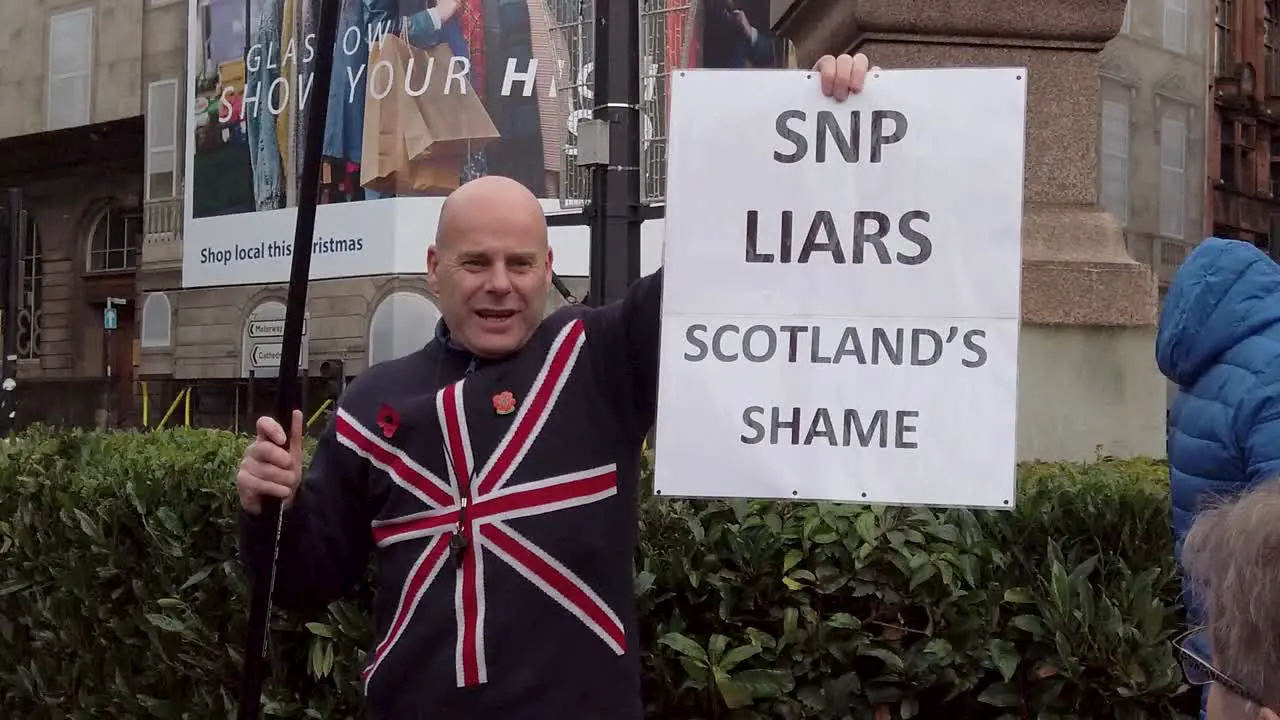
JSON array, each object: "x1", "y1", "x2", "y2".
[{"x1": 18, "y1": 168, "x2": 143, "y2": 380}]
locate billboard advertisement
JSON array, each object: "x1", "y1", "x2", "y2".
[{"x1": 183, "y1": 0, "x2": 790, "y2": 288}]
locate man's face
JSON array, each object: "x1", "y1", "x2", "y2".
[{"x1": 427, "y1": 205, "x2": 552, "y2": 358}]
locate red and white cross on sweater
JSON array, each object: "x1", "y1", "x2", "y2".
[{"x1": 334, "y1": 320, "x2": 626, "y2": 690}]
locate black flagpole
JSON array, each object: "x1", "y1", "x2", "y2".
[
  {"x1": 237, "y1": 0, "x2": 342, "y2": 715},
  {"x1": 586, "y1": 0, "x2": 643, "y2": 308}
]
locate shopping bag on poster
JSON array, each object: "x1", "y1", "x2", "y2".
[
  {"x1": 405, "y1": 43, "x2": 501, "y2": 159},
  {"x1": 359, "y1": 35, "x2": 465, "y2": 195}
]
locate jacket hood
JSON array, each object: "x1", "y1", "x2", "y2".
[{"x1": 1156, "y1": 237, "x2": 1280, "y2": 386}]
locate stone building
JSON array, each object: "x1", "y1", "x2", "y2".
[
  {"x1": 0, "y1": 0, "x2": 628, "y2": 425},
  {"x1": 1207, "y1": 0, "x2": 1280, "y2": 250},
  {"x1": 1099, "y1": 0, "x2": 1212, "y2": 291},
  {"x1": 0, "y1": 0, "x2": 186, "y2": 420}
]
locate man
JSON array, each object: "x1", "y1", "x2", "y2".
[
  {"x1": 1156, "y1": 237, "x2": 1280, "y2": 719},
  {"x1": 238, "y1": 53, "x2": 875, "y2": 719},
  {"x1": 1179, "y1": 479, "x2": 1280, "y2": 718}
]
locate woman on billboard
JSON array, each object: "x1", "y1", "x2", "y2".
[
  {"x1": 316, "y1": 0, "x2": 554, "y2": 203},
  {"x1": 192, "y1": 0, "x2": 564, "y2": 217}
]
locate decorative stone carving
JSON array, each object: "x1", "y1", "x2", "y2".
[
  {"x1": 1153, "y1": 70, "x2": 1189, "y2": 100},
  {"x1": 1098, "y1": 47, "x2": 1140, "y2": 85}
]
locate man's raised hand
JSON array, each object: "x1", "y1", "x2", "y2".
[
  {"x1": 813, "y1": 52, "x2": 881, "y2": 102},
  {"x1": 237, "y1": 410, "x2": 304, "y2": 515}
]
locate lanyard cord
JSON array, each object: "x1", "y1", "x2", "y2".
[
  {"x1": 449, "y1": 470, "x2": 475, "y2": 569},
  {"x1": 443, "y1": 358, "x2": 478, "y2": 569}
]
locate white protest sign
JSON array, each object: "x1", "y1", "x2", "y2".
[{"x1": 654, "y1": 68, "x2": 1027, "y2": 509}]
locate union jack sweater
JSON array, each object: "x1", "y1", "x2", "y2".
[{"x1": 240, "y1": 270, "x2": 662, "y2": 719}]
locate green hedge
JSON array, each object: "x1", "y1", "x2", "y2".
[{"x1": 0, "y1": 427, "x2": 1198, "y2": 719}]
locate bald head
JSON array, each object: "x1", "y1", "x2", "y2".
[
  {"x1": 426, "y1": 175, "x2": 555, "y2": 358},
  {"x1": 435, "y1": 175, "x2": 548, "y2": 248}
]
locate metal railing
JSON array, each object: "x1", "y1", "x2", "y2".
[
  {"x1": 639, "y1": 0, "x2": 695, "y2": 204},
  {"x1": 11, "y1": 377, "x2": 336, "y2": 436},
  {"x1": 551, "y1": 0, "x2": 694, "y2": 207},
  {"x1": 142, "y1": 197, "x2": 183, "y2": 267},
  {"x1": 550, "y1": 0, "x2": 597, "y2": 207}
]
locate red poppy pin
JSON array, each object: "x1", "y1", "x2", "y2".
[
  {"x1": 492, "y1": 391, "x2": 517, "y2": 416},
  {"x1": 376, "y1": 403, "x2": 400, "y2": 438}
]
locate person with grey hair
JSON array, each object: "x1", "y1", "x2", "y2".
[{"x1": 1179, "y1": 479, "x2": 1280, "y2": 720}]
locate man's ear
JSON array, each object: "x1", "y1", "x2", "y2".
[
  {"x1": 426, "y1": 245, "x2": 440, "y2": 294},
  {"x1": 546, "y1": 247, "x2": 555, "y2": 277}
]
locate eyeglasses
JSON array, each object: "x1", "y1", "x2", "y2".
[{"x1": 1174, "y1": 629, "x2": 1267, "y2": 709}]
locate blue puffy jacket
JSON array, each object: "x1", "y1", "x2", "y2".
[{"x1": 1156, "y1": 237, "x2": 1280, "y2": 630}]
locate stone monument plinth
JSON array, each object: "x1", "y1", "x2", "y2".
[{"x1": 773, "y1": 0, "x2": 1166, "y2": 461}]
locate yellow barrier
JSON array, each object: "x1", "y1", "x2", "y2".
[
  {"x1": 143, "y1": 386, "x2": 336, "y2": 432},
  {"x1": 146, "y1": 387, "x2": 331, "y2": 432},
  {"x1": 307, "y1": 399, "x2": 333, "y2": 429},
  {"x1": 156, "y1": 388, "x2": 190, "y2": 430}
]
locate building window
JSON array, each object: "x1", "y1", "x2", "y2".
[
  {"x1": 1160, "y1": 116, "x2": 1188, "y2": 239},
  {"x1": 1221, "y1": 118, "x2": 1238, "y2": 187},
  {"x1": 1221, "y1": 119, "x2": 1258, "y2": 193},
  {"x1": 1100, "y1": 99, "x2": 1130, "y2": 226},
  {"x1": 146, "y1": 80, "x2": 179, "y2": 201},
  {"x1": 140, "y1": 292, "x2": 173, "y2": 348},
  {"x1": 1242, "y1": 123, "x2": 1258, "y2": 192},
  {"x1": 368, "y1": 292, "x2": 441, "y2": 366},
  {"x1": 1265, "y1": 134, "x2": 1275, "y2": 193},
  {"x1": 46, "y1": 8, "x2": 94, "y2": 131},
  {"x1": 16, "y1": 215, "x2": 42, "y2": 359},
  {"x1": 86, "y1": 207, "x2": 142, "y2": 273},
  {"x1": 1216, "y1": 0, "x2": 1233, "y2": 76},
  {"x1": 1271, "y1": 129, "x2": 1280, "y2": 196},
  {"x1": 1163, "y1": 0, "x2": 1188, "y2": 53},
  {"x1": 1268, "y1": 2, "x2": 1280, "y2": 94}
]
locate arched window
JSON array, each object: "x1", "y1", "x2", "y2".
[
  {"x1": 17, "y1": 214, "x2": 42, "y2": 359},
  {"x1": 140, "y1": 292, "x2": 173, "y2": 348},
  {"x1": 368, "y1": 292, "x2": 440, "y2": 366},
  {"x1": 86, "y1": 205, "x2": 142, "y2": 273}
]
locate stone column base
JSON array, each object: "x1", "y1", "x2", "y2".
[{"x1": 1018, "y1": 325, "x2": 1166, "y2": 461}]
